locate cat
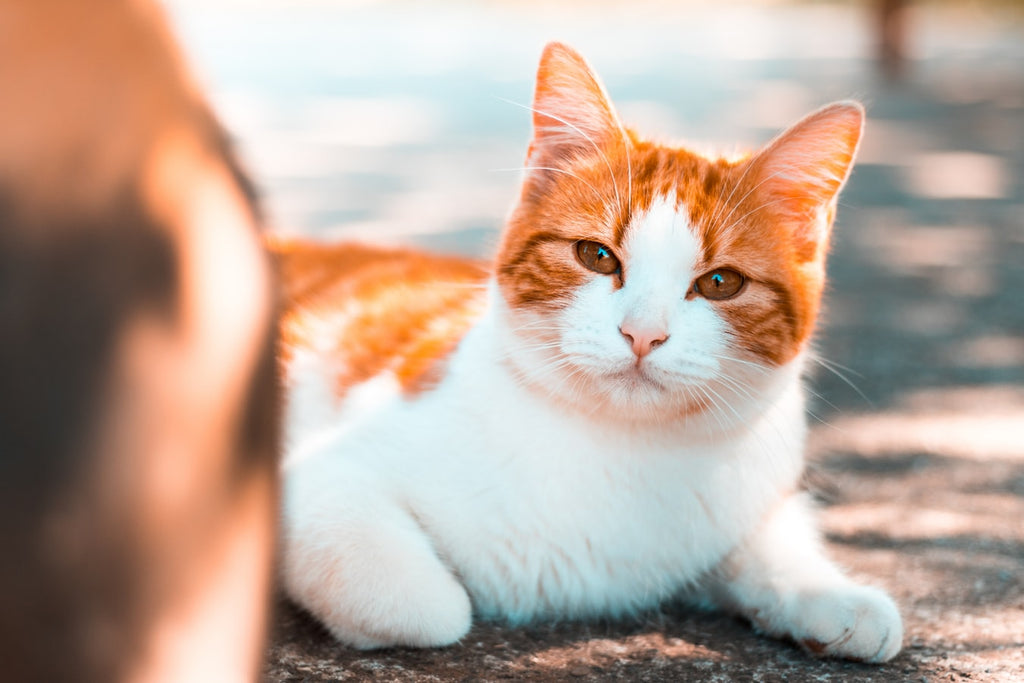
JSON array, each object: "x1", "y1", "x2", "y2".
[
  {"x1": 273, "y1": 41, "x2": 903, "y2": 662},
  {"x1": 0, "y1": 1, "x2": 278, "y2": 680}
]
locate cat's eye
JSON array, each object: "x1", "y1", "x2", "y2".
[
  {"x1": 693, "y1": 269, "x2": 745, "y2": 300},
  {"x1": 575, "y1": 240, "x2": 620, "y2": 275}
]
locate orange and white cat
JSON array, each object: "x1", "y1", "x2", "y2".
[{"x1": 274, "y1": 42, "x2": 903, "y2": 662}]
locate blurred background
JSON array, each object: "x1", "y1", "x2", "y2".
[
  {"x1": 162, "y1": 0, "x2": 1024, "y2": 406},
  {"x1": 161, "y1": 0, "x2": 1024, "y2": 678}
]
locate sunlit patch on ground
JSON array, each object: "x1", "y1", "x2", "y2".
[
  {"x1": 513, "y1": 633, "x2": 726, "y2": 675},
  {"x1": 904, "y1": 152, "x2": 1012, "y2": 200},
  {"x1": 813, "y1": 384, "x2": 1024, "y2": 461}
]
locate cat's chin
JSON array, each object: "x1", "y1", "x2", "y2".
[
  {"x1": 529, "y1": 364, "x2": 711, "y2": 426},
  {"x1": 601, "y1": 382, "x2": 709, "y2": 424},
  {"x1": 608, "y1": 365, "x2": 668, "y2": 392}
]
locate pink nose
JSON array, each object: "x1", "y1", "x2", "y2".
[{"x1": 619, "y1": 321, "x2": 669, "y2": 359}]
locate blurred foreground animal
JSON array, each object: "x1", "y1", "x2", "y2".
[{"x1": 0, "y1": 1, "x2": 278, "y2": 680}]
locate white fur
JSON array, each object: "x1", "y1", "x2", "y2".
[{"x1": 280, "y1": 198, "x2": 903, "y2": 661}]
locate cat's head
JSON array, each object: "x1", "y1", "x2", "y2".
[{"x1": 494, "y1": 42, "x2": 863, "y2": 425}]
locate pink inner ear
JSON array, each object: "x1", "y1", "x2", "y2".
[
  {"x1": 741, "y1": 102, "x2": 865, "y2": 257},
  {"x1": 527, "y1": 42, "x2": 624, "y2": 168},
  {"x1": 753, "y1": 102, "x2": 864, "y2": 207}
]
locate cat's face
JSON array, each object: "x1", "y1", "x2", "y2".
[{"x1": 495, "y1": 43, "x2": 863, "y2": 423}]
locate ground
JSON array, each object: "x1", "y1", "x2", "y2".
[{"x1": 167, "y1": 2, "x2": 1024, "y2": 680}]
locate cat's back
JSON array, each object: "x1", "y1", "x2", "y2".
[{"x1": 270, "y1": 238, "x2": 490, "y2": 396}]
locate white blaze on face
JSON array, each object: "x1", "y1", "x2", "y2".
[
  {"x1": 618, "y1": 195, "x2": 699, "y2": 339},
  {"x1": 551, "y1": 195, "x2": 734, "y2": 420},
  {"x1": 615, "y1": 196, "x2": 728, "y2": 382}
]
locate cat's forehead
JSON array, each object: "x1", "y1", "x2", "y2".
[
  {"x1": 620, "y1": 194, "x2": 700, "y2": 275},
  {"x1": 607, "y1": 143, "x2": 738, "y2": 245}
]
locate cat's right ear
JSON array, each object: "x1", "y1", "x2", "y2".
[
  {"x1": 741, "y1": 101, "x2": 865, "y2": 262},
  {"x1": 524, "y1": 42, "x2": 625, "y2": 172}
]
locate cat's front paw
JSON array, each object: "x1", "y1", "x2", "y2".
[{"x1": 785, "y1": 584, "x2": 903, "y2": 662}]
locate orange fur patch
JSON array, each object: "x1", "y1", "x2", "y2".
[{"x1": 271, "y1": 238, "x2": 490, "y2": 398}]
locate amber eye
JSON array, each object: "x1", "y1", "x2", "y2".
[
  {"x1": 693, "y1": 268, "x2": 745, "y2": 300},
  {"x1": 575, "y1": 240, "x2": 621, "y2": 275}
]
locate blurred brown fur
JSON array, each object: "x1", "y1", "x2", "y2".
[{"x1": 0, "y1": 1, "x2": 278, "y2": 680}]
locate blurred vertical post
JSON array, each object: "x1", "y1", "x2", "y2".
[{"x1": 877, "y1": 0, "x2": 909, "y2": 80}]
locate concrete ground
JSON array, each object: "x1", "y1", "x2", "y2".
[{"x1": 168, "y1": 1, "x2": 1024, "y2": 680}]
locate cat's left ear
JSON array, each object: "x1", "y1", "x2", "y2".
[{"x1": 743, "y1": 101, "x2": 865, "y2": 260}]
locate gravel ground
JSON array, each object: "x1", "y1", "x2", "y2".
[{"x1": 168, "y1": 2, "x2": 1024, "y2": 679}]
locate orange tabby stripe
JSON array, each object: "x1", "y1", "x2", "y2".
[{"x1": 270, "y1": 237, "x2": 489, "y2": 398}]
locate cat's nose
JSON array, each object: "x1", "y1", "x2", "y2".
[{"x1": 619, "y1": 321, "x2": 669, "y2": 359}]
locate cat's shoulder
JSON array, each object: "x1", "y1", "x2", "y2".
[{"x1": 270, "y1": 237, "x2": 490, "y2": 397}]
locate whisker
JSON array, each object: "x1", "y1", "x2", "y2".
[
  {"x1": 707, "y1": 352, "x2": 771, "y2": 375},
  {"x1": 497, "y1": 97, "x2": 624, "y2": 217},
  {"x1": 432, "y1": 283, "x2": 491, "y2": 290},
  {"x1": 713, "y1": 165, "x2": 817, "y2": 233},
  {"x1": 490, "y1": 166, "x2": 605, "y2": 203},
  {"x1": 506, "y1": 321, "x2": 567, "y2": 335},
  {"x1": 803, "y1": 404, "x2": 844, "y2": 433},
  {"x1": 701, "y1": 368, "x2": 793, "y2": 453},
  {"x1": 494, "y1": 343, "x2": 566, "y2": 362},
  {"x1": 614, "y1": 116, "x2": 633, "y2": 224},
  {"x1": 801, "y1": 384, "x2": 842, "y2": 415},
  {"x1": 706, "y1": 156, "x2": 757, "y2": 233},
  {"x1": 813, "y1": 355, "x2": 864, "y2": 379},
  {"x1": 693, "y1": 384, "x2": 732, "y2": 437},
  {"x1": 711, "y1": 373, "x2": 757, "y2": 404},
  {"x1": 811, "y1": 356, "x2": 872, "y2": 407},
  {"x1": 716, "y1": 196, "x2": 799, "y2": 236}
]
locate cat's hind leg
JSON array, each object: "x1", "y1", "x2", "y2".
[
  {"x1": 702, "y1": 493, "x2": 903, "y2": 662},
  {"x1": 281, "y1": 468, "x2": 471, "y2": 649}
]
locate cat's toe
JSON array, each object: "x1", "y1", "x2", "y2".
[{"x1": 793, "y1": 584, "x2": 903, "y2": 662}]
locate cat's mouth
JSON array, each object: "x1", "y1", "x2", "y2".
[{"x1": 609, "y1": 365, "x2": 667, "y2": 391}]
